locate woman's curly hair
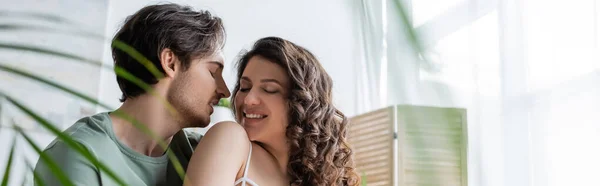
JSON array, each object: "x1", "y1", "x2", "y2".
[{"x1": 231, "y1": 37, "x2": 360, "y2": 186}]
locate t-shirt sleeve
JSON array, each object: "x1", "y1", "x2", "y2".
[{"x1": 34, "y1": 141, "x2": 101, "y2": 186}]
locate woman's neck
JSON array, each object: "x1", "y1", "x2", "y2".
[{"x1": 258, "y1": 139, "x2": 290, "y2": 175}]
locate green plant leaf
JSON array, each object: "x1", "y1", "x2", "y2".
[
  {"x1": 0, "y1": 43, "x2": 177, "y2": 116},
  {"x1": 3, "y1": 94, "x2": 128, "y2": 186},
  {"x1": 0, "y1": 40, "x2": 164, "y2": 82},
  {"x1": 111, "y1": 40, "x2": 164, "y2": 80},
  {"x1": 0, "y1": 65, "x2": 184, "y2": 180},
  {"x1": 109, "y1": 111, "x2": 186, "y2": 179},
  {"x1": 0, "y1": 42, "x2": 107, "y2": 69},
  {"x1": 0, "y1": 96, "x2": 3, "y2": 132},
  {"x1": 0, "y1": 40, "x2": 166, "y2": 86},
  {"x1": 113, "y1": 66, "x2": 178, "y2": 116},
  {"x1": 0, "y1": 11, "x2": 77, "y2": 25},
  {"x1": 13, "y1": 126, "x2": 75, "y2": 186},
  {"x1": 0, "y1": 24, "x2": 105, "y2": 39},
  {"x1": 361, "y1": 171, "x2": 367, "y2": 186},
  {"x1": 0, "y1": 22, "x2": 195, "y2": 181},
  {"x1": 217, "y1": 98, "x2": 231, "y2": 108},
  {"x1": 0, "y1": 63, "x2": 173, "y2": 116},
  {"x1": 0, "y1": 63, "x2": 111, "y2": 108},
  {"x1": 1, "y1": 134, "x2": 17, "y2": 186}
]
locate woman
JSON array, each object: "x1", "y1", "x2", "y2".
[{"x1": 185, "y1": 37, "x2": 360, "y2": 186}]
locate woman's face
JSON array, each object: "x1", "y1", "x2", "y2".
[{"x1": 234, "y1": 55, "x2": 290, "y2": 142}]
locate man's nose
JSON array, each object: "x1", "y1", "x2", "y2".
[{"x1": 217, "y1": 78, "x2": 231, "y2": 98}]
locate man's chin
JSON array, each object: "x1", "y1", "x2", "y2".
[{"x1": 185, "y1": 116, "x2": 210, "y2": 128}]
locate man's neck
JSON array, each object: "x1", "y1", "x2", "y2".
[{"x1": 109, "y1": 94, "x2": 181, "y2": 157}]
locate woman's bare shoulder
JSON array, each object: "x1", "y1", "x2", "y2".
[
  {"x1": 199, "y1": 121, "x2": 251, "y2": 156},
  {"x1": 185, "y1": 121, "x2": 251, "y2": 186},
  {"x1": 206, "y1": 121, "x2": 248, "y2": 139}
]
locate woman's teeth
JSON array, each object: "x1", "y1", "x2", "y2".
[{"x1": 245, "y1": 113, "x2": 265, "y2": 119}]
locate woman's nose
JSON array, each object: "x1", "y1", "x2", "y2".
[{"x1": 243, "y1": 89, "x2": 260, "y2": 106}]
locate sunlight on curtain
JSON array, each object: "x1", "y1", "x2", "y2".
[
  {"x1": 412, "y1": 0, "x2": 466, "y2": 27},
  {"x1": 524, "y1": 0, "x2": 600, "y2": 186},
  {"x1": 354, "y1": 0, "x2": 385, "y2": 114},
  {"x1": 357, "y1": 0, "x2": 599, "y2": 185},
  {"x1": 419, "y1": 10, "x2": 503, "y2": 186},
  {"x1": 524, "y1": 0, "x2": 599, "y2": 92}
]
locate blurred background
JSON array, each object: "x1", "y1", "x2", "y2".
[{"x1": 0, "y1": 0, "x2": 599, "y2": 185}]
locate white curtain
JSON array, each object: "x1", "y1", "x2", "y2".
[
  {"x1": 355, "y1": 0, "x2": 600, "y2": 186},
  {"x1": 353, "y1": 0, "x2": 384, "y2": 113}
]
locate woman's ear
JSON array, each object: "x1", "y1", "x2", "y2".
[{"x1": 160, "y1": 48, "x2": 178, "y2": 78}]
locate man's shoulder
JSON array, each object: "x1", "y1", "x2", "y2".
[{"x1": 43, "y1": 112, "x2": 115, "y2": 152}]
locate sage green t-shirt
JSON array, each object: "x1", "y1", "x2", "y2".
[{"x1": 33, "y1": 112, "x2": 202, "y2": 186}]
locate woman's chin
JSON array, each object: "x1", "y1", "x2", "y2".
[{"x1": 244, "y1": 128, "x2": 258, "y2": 141}]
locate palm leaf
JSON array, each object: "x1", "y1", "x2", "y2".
[
  {"x1": 0, "y1": 40, "x2": 164, "y2": 83},
  {"x1": 0, "y1": 23, "x2": 178, "y2": 115},
  {"x1": 0, "y1": 63, "x2": 176, "y2": 115},
  {"x1": 0, "y1": 9, "x2": 210, "y2": 182},
  {"x1": 2, "y1": 94, "x2": 128, "y2": 186},
  {"x1": 0, "y1": 42, "x2": 108, "y2": 78},
  {"x1": 0, "y1": 24, "x2": 105, "y2": 39},
  {"x1": 109, "y1": 111, "x2": 187, "y2": 178},
  {"x1": 0, "y1": 42, "x2": 106, "y2": 69},
  {"x1": 112, "y1": 66, "x2": 178, "y2": 116},
  {"x1": 0, "y1": 11, "x2": 77, "y2": 25},
  {"x1": 13, "y1": 126, "x2": 75, "y2": 186},
  {"x1": 0, "y1": 96, "x2": 3, "y2": 131},
  {"x1": 0, "y1": 40, "x2": 161, "y2": 81},
  {"x1": 112, "y1": 40, "x2": 164, "y2": 79},
  {"x1": 0, "y1": 65, "x2": 184, "y2": 180},
  {"x1": 0, "y1": 43, "x2": 177, "y2": 115},
  {"x1": 0, "y1": 134, "x2": 17, "y2": 186},
  {"x1": 0, "y1": 63, "x2": 111, "y2": 108}
]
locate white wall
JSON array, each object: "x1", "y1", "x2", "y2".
[
  {"x1": 98, "y1": 0, "x2": 361, "y2": 123},
  {"x1": 0, "y1": 0, "x2": 109, "y2": 185}
]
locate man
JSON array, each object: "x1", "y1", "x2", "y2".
[{"x1": 34, "y1": 3, "x2": 230, "y2": 186}]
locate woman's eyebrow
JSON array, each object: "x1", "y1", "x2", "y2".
[{"x1": 260, "y1": 79, "x2": 282, "y2": 86}]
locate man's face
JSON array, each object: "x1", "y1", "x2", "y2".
[{"x1": 167, "y1": 51, "x2": 230, "y2": 128}]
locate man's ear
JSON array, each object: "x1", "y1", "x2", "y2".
[{"x1": 160, "y1": 48, "x2": 178, "y2": 78}]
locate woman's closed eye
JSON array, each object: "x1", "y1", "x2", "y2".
[
  {"x1": 240, "y1": 86, "x2": 251, "y2": 92},
  {"x1": 239, "y1": 87, "x2": 278, "y2": 94},
  {"x1": 263, "y1": 88, "x2": 278, "y2": 94}
]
